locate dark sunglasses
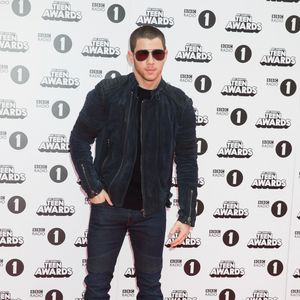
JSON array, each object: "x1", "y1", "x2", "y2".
[{"x1": 134, "y1": 49, "x2": 165, "y2": 61}]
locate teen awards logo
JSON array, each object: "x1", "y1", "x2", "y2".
[
  {"x1": 246, "y1": 290, "x2": 278, "y2": 300},
  {"x1": 247, "y1": 231, "x2": 282, "y2": 248},
  {"x1": 260, "y1": 48, "x2": 296, "y2": 66},
  {"x1": 175, "y1": 43, "x2": 212, "y2": 63},
  {"x1": 213, "y1": 201, "x2": 248, "y2": 218},
  {"x1": 82, "y1": 38, "x2": 120, "y2": 57},
  {"x1": 0, "y1": 291, "x2": 22, "y2": 300},
  {"x1": 74, "y1": 230, "x2": 88, "y2": 247},
  {"x1": 36, "y1": 198, "x2": 75, "y2": 216},
  {"x1": 0, "y1": 228, "x2": 24, "y2": 247},
  {"x1": 225, "y1": 13, "x2": 262, "y2": 33},
  {"x1": 136, "y1": 8, "x2": 174, "y2": 27},
  {"x1": 217, "y1": 140, "x2": 253, "y2": 158},
  {"x1": 194, "y1": 108, "x2": 208, "y2": 126},
  {"x1": 0, "y1": 31, "x2": 29, "y2": 52},
  {"x1": 124, "y1": 267, "x2": 136, "y2": 278},
  {"x1": 221, "y1": 78, "x2": 257, "y2": 96},
  {"x1": 38, "y1": 134, "x2": 69, "y2": 153},
  {"x1": 40, "y1": 69, "x2": 80, "y2": 88},
  {"x1": 165, "y1": 290, "x2": 197, "y2": 300},
  {"x1": 256, "y1": 110, "x2": 291, "y2": 129},
  {"x1": 42, "y1": 1, "x2": 82, "y2": 22},
  {"x1": 210, "y1": 260, "x2": 245, "y2": 278},
  {"x1": 34, "y1": 260, "x2": 73, "y2": 278},
  {"x1": 165, "y1": 233, "x2": 201, "y2": 248},
  {"x1": 251, "y1": 172, "x2": 286, "y2": 189},
  {"x1": 293, "y1": 268, "x2": 300, "y2": 278},
  {"x1": 0, "y1": 165, "x2": 26, "y2": 184},
  {"x1": 267, "y1": 0, "x2": 299, "y2": 2},
  {"x1": 0, "y1": 99, "x2": 27, "y2": 119}
]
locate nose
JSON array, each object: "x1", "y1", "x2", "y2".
[{"x1": 146, "y1": 53, "x2": 155, "y2": 64}]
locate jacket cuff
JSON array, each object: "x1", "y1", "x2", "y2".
[{"x1": 177, "y1": 215, "x2": 195, "y2": 227}]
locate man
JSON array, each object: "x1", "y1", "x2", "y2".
[{"x1": 70, "y1": 25, "x2": 198, "y2": 300}]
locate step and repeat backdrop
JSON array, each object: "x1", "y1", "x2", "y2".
[{"x1": 1, "y1": 0, "x2": 300, "y2": 299}]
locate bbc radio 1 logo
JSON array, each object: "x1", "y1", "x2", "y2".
[
  {"x1": 210, "y1": 260, "x2": 245, "y2": 278},
  {"x1": 10, "y1": 65, "x2": 30, "y2": 84},
  {"x1": 285, "y1": 15, "x2": 300, "y2": 33},
  {"x1": 225, "y1": 13, "x2": 262, "y2": 33},
  {"x1": 251, "y1": 171, "x2": 286, "y2": 189},
  {"x1": 213, "y1": 201, "x2": 249, "y2": 218},
  {"x1": 0, "y1": 165, "x2": 25, "y2": 184},
  {"x1": 74, "y1": 230, "x2": 88, "y2": 247},
  {"x1": 0, "y1": 32, "x2": 29, "y2": 52},
  {"x1": 35, "y1": 260, "x2": 72, "y2": 278},
  {"x1": 122, "y1": 289, "x2": 135, "y2": 298},
  {"x1": 260, "y1": 48, "x2": 296, "y2": 66},
  {"x1": 175, "y1": 43, "x2": 212, "y2": 63},
  {"x1": 246, "y1": 290, "x2": 278, "y2": 300},
  {"x1": 38, "y1": 134, "x2": 69, "y2": 153},
  {"x1": 221, "y1": 78, "x2": 257, "y2": 96},
  {"x1": 0, "y1": 228, "x2": 24, "y2": 247},
  {"x1": 11, "y1": 0, "x2": 31, "y2": 16},
  {"x1": 5, "y1": 258, "x2": 24, "y2": 276},
  {"x1": 165, "y1": 290, "x2": 197, "y2": 300},
  {"x1": 36, "y1": 198, "x2": 75, "y2": 216},
  {"x1": 82, "y1": 38, "x2": 120, "y2": 58},
  {"x1": 165, "y1": 232, "x2": 201, "y2": 248},
  {"x1": 136, "y1": 8, "x2": 174, "y2": 27},
  {"x1": 280, "y1": 79, "x2": 297, "y2": 96},
  {"x1": 41, "y1": 69, "x2": 80, "y2": 88},
  {"x1": 42, "y1": 1, "x2": 82, "y2": 22},
  {"x1": 248, "y1": 231, "x2": 282, "y2": 248},
  {"x1": 256, "y1": 110, "x2": 291, "y2": 129},
  {"x1": 217, "y1": 140, "x2": 253, "y2": 158},
  {"x1": 0, "y1": 99, "x2": 27, "y2": 119}
]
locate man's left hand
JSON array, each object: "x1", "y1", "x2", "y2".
[{"x1": 168, "y1": 221, "x2": 191, "y2": 248}]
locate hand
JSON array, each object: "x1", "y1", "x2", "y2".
[
  {"x1": 89, "y1": 189, "x2": 113, "y2": 206},
  {"x1": 168, "y1": 221, "x2": 191, "y2": 248}
]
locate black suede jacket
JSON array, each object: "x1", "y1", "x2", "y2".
[{"x1": 69, "y1": 73, "x2": 198, "y2": 226}]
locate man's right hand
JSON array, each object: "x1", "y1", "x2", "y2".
[{"x1": 89, "y1": 189, "x2": 113, "y2": 206}]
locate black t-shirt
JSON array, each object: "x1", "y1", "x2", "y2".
[{"x1": 122, "y1": 86, "x2": 152, "y2": 210}]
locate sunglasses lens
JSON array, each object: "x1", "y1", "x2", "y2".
[
  {"x1": 135, "y1": 49, "x2": 165, "y2": 61},
  {"x1": 152, "y1": 49, "x2": 165, "y2": 60},
  {"x1": 135, "y1": 50, "x2": 149, "y2": 61}
]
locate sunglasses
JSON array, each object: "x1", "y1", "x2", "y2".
[{"x1": 134, "y1": 49, "x2": 165, "y2": 61}]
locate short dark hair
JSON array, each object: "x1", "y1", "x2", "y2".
[{"x1": 129, "y1": 25, "x2": 166, "y2": 52}]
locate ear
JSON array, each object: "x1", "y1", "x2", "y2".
[
  {"x1": 127, "y1": 50, "x2": 134, "y2": 64},
  {"x1": 164, "y1": 49, "x2": 168, "y2": 61}
]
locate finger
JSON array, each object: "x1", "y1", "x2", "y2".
[
  {"x1": 105, "y1": 193, "x2": 113, "y2": 206},
  {"x1": 170, "y1": 231, "x2": 188, "y2": 248},
  {"x1": 168, "y1": 227, "x2": 179, "y2": 238}
]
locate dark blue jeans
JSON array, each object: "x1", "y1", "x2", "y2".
[{"x1": 84, "y1": 202, "x2": 166, "y2": 300}]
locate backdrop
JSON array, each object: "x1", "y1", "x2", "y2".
[{"x1": 1, "y1": 1, "x2": 300, "y2": 299}]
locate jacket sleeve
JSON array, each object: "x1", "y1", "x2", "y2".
[
  {"x1": 69, "y1": 82, "x2": 107, "y2": 199},
  {"x1": 174, "y1": 97, "x2": 198, "y2": 226}
]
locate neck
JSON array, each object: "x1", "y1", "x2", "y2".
[{"x1": 133, "y1": 71, "x2": 161, "y2": 90}]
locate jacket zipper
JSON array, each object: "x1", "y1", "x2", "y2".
[
  {"x1": 108, "y1": 91, "x2": 134, "y2": 195},
  {"x1": 80, "y1": 163, "x2": 96, "y2": 197},
  {"x1": 187, "y1": 189, "x2": 193, "y2": 224},
  {"x1": 101, "y1": 138, "x2": 110, "y2": 169},
  {"x1": 140, "y1": 100, "x2": 145, "y2": 216}
]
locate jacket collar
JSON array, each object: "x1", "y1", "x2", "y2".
[{"x1": 128, "y1": 72, "x2": 166, "y2": 97}]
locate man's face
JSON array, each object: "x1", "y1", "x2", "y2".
[{"x1": 128, "y1": 37, "x2": 167, "y2": 89}]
